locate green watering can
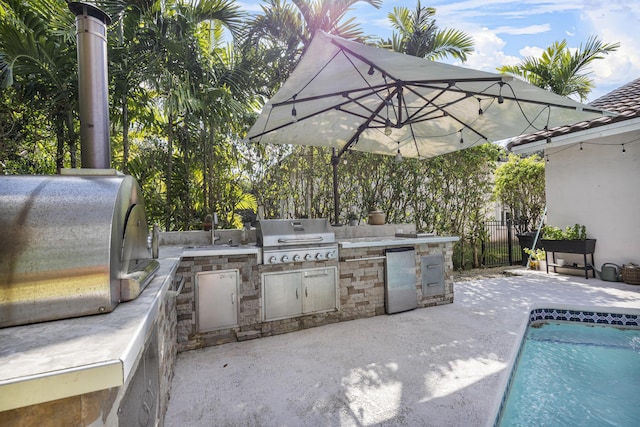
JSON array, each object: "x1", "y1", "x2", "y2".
[{"x1": 600, "y1": 263, "x2": 622, "y2": 282}]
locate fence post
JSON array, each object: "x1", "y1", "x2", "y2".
[
  {"x1": 507, "y1": 219, "x2": 514, "y2": 265},
  {"x1": 481, "y1": 240, "x2": 486, "y2": 267}
]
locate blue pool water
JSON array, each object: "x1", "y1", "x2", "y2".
[{"x1": 498, "y1": 322, "x2": 640, "y2": 426}]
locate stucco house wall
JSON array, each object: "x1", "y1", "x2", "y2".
[
  {"x1": 509, "y1": 77, "x2": 640, "y2": 272},
  {"x1": 544, "y1": 132, "x2": 640, "y2": 267}
]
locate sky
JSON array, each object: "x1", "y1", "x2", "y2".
[{"x1": 236, "y1": 0, "x2": 640, "y2": 103}]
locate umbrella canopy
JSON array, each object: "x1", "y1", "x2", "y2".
[{"x1": 247, "y1": 31, "x2": 612, "y2": 159}]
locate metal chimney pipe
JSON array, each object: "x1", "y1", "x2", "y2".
[{"x1": 69, "y1": 2, "x2": 112, "y2": 169}]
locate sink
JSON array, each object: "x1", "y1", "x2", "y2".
[
  {"x1": 185, "y1": 244, "x2": 227, "y2": 249},
  {"x1": 183, "y1": 244, "x2": 257, "y2": 250},
  {"x1": 394, "y1": 232, "x2": 435, "y2": 238}
]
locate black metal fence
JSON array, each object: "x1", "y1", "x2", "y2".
[{"x1": 481, "y1": 220, "x2": 524, "y2": 267}]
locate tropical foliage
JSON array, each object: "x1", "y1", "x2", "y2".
[
  {"x1": 0, "y1": 0, "x2": 619, "y2": 269},
  {"x1": 498, "y1": 36, "x2": 619, "y2": 101},
  {"x1": 243, "y1": 0, "x2": 382, "y2": 98},
  {"x1": 255, "y1": 143, "x2": 500, "y2": 269},
  {"x1": 383, "y1": 1, "x2": 474, "y2": 61},
  {"x1": 493, "y1": 153, "x2": 546, "y2": 233}
]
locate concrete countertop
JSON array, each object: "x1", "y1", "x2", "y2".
[
  {"x1": 0, "y1": 247, "x2": 182, "y2": 412},
  {"x1": 338, "y1": 235, "x2": 459, "y2": 249},
  {"x1": 179, "y1": 236, "x2": 460, "y2": 252},
  {"x1": 0, "y1": 236, "x2": 457, "y2": 412}
]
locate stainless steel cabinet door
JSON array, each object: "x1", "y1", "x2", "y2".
[
  {"x1": 196, "y1": 270, "x2": 239, "y2": 332},
  {"x1": 385, "y1": 247, "x2": 418, "y2": 314},
  {"x1": 421, "y1": 254, "x2": 445, "y2": 297},
  {"x1": 263, "y1": 271, "x2": 303, "y2": 320},
  {"x1": 302, "y1": 267, "x2": 337, "y2": 313}
]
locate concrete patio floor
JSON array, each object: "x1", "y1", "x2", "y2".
[{"x1": 164, "y1": 271, "x2": 640, "y2": 427}]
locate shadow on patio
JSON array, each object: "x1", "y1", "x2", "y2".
[{"x1": 165, "y1": 272, "x2": 639, "y2": 427}]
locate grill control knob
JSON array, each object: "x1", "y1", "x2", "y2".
[
  {"x1": 304, "y1": 253, "x2": 312, "y2": 261},
  {"x1": 268, "y1": 256, "x2": 277, "y2": 264},
  {"x1": 326, "y1": 251, "x2": 335, "y2": 259},
  {"x1": 293, "y1": 254, "x2": 301, "y2": 262},
  {"x1": 281, "y1": 255, "x2": 290, "y2": 263},
  {"x1": 315, "y1": 253, "x2": 324, "y2": 260}
]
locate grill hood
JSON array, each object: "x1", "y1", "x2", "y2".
[{"x1": 256, "y1": 219, "x2": 336, "y2": 248}]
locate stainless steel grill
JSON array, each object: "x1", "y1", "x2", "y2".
[{"x1": 257, "y1": 219, "x2": 338, "y2": 265}]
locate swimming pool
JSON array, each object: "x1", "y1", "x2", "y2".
[{"x1": 493, "y1": 307, "x2": 640, "y2": 426}]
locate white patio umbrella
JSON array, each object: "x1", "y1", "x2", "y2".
[{"x1": 246, "y1": 31, "x2": 613, "y2": 222}]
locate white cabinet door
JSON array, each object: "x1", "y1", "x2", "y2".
[
  {"x1": 302, "y1": 267, "x2": 337, "y2": 313},
  {"x1": 263, "y1": 271, "x2": 303, "y2": 320},
  {"x1": 196, "y1": 270, "x2": 239, "y2": 332}
]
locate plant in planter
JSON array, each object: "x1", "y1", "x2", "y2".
[
  {"x1": 346, "y1": 213, "x2": 359, "y2": 226},
  {"x1": 524, "y1": 247, "x2": 546, "y2": 269},
  {"x1": 542, "y1": 224, "x2": 587, "y2": 240},
  {"x1": 539, "y1": 224, "x2": 596, "y2": 278},
  {"x1": 540, "y1": 224, "x2": 595, "y2": 254}
]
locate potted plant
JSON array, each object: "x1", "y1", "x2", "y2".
[
  {"x1": 367, "y1": 207, "x2": 385, "y2": 225},
  {"x1": 346, "y1": 213, "x2": 359, "y2": 226},
  {"x1": 523, "y1": 247, "x2": 546, "y2": 270}
]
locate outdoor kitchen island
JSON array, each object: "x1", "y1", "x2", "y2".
[
  {"x1": 0, "y1": 224, "x2": 456, "y2": 426},
  {"x1": 175, "y1": 224, "x2": 458, "y2": 352}
]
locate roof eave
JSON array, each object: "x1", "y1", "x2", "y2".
[{"x1": 509, "y1": 116, "x2": 640, "y2": 154}]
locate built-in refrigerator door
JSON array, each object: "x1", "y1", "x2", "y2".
[{"x1": 384, "y1": 247, "x2": 418, "y2": 314}]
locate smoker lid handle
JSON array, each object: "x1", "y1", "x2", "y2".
[{"x1": 277, "y1": 236, "x2": 324, "y2": 243}]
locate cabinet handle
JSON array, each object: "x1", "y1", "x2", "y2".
[
  {"x1": 296, "y1": 288, "x2": 299, "y2": 299},
  {"x1": 344, "y1": 256, "x2": 386, "y2": 263},
  {"x1": 304, "y1": 271, "x2": 330, "y2": 278},
  {"x1": 305, "y1": 286, "x2": 308, "y2": 298},
  {"x1": 231, "y1": 293, "x2": 235, "y2": 304}
]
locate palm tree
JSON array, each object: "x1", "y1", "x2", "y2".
[
  {"x1": 245, "y1": 0, "x2": 382, "y2": 96},
  {"x1": 0, "y1": 0, "x2": 79, "y2": 172},
  {"x1": 126, "y1": 0, "x2": 245, "y2": 230},
  {"x1": 498, "y1": 36, "x2": 619, "y2": 101},
  {"x1": 291, "y1": 0, "x2": 382, "y2": 45},
  {"x1": 384, "y1": 1, "x2": 474, "y2": 61}
]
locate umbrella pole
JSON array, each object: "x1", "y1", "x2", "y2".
[{"x1": 332, "y1": 149, "x2": 340, "y2": 225}]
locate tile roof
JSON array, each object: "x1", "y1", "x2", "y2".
[{"x1": 507, "y1": 77, "x2": 640, "y2": 149}]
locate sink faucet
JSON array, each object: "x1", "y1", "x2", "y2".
[{"x1": 211, "y1": 212, "x2": 221, "y2": 244}]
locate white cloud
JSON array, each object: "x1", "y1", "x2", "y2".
[
  {"x1": 451, "y1": 28, "x2": 520, "y2": 72},
  {"x1": 577, "y1": 1, "x2": 640, "y2": 98},
  {"x1": 442, "y1": 1, "x2": 640, "y2": 101},
  {"x1": 518, "y1": 46, "x2": 544, "y2": 58},
  {"x1": 493, "y1": 24, "x2": 551, "y2": 35}
]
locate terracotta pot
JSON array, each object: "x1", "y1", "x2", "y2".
[{"x1": 368, "y1": 211, "x2": 385, "y2": 225}]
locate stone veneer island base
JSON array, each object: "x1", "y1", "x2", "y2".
[{"x1": 176, "y1": 225, "x2": 457, "y2": 351}]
